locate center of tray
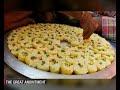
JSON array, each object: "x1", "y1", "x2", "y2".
[{"x1": 60, "y1": 40, "x2": 71, "y2": 48}]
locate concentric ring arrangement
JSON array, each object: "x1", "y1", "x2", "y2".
[{"x1": 7, "y1": 23, "x2": 115, "y2": 75}]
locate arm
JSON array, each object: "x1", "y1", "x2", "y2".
[{"x1": 4, "y1": 11, "x2": 35, "y2": 32}]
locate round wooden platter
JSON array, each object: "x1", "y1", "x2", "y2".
[{"x1": 4, "y1": 31, "x2": 116, "y2": 79}]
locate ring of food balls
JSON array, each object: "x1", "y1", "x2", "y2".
[{"x1": 7, "y1": 23, "x2": 115, "y2": 75}]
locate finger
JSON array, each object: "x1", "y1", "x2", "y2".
[{"x1": 4, "y1": 18, "x2": 35, "y2": 32}]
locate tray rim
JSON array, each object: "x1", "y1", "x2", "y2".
[{"x1": 4, "y1": 30, "x2": 116, "y2": 79}]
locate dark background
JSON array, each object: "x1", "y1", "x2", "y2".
[
  {"x1": 3, "y1": 0, "x2": 116, "y2": 90},
  {"x1": 4, "y1": 0, "x2": 116, "y2": 12}
]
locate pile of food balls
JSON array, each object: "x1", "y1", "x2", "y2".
[{"x1": 7, "y1": 23, "x2": 115, "y2": 75}]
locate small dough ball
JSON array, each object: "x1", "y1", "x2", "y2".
[
  {"x1": 49, "y1": 58, "x2": 61, "y2": 73},
  {"x1": 25, "y1": 53, "x2": 39, "y2": 68},
  {"x1": 70, "y1": 40, "x2": 80, "y2": 46},
  {"x1": 74, "y1": 63, "x2": 88, "y2": 75},
  {"x1": 37, "y1": 60, "x2": 49, "y2": 71},
  {"x1": 102, "y1": 58, "x2": 111, "y2": 67},
  {"x1": 87, "y1": 61, "x2": 97, "y2": 73},
  {"x1": 96, "y1": 60, "x2": 106, "y2": 71},
  {"x1": 18, "y1": 49, "x2": 29, "y2": 62},
  {"x1": 61, "y1": 61, "x2": 73, "y2": 75},
  {"x1": 46, "y1": 48, "x2": 58, "y2": 55}
]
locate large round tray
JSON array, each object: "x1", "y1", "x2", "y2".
[{"x1": 4, "y1": 31, "x2": 116, "y2": 79}]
